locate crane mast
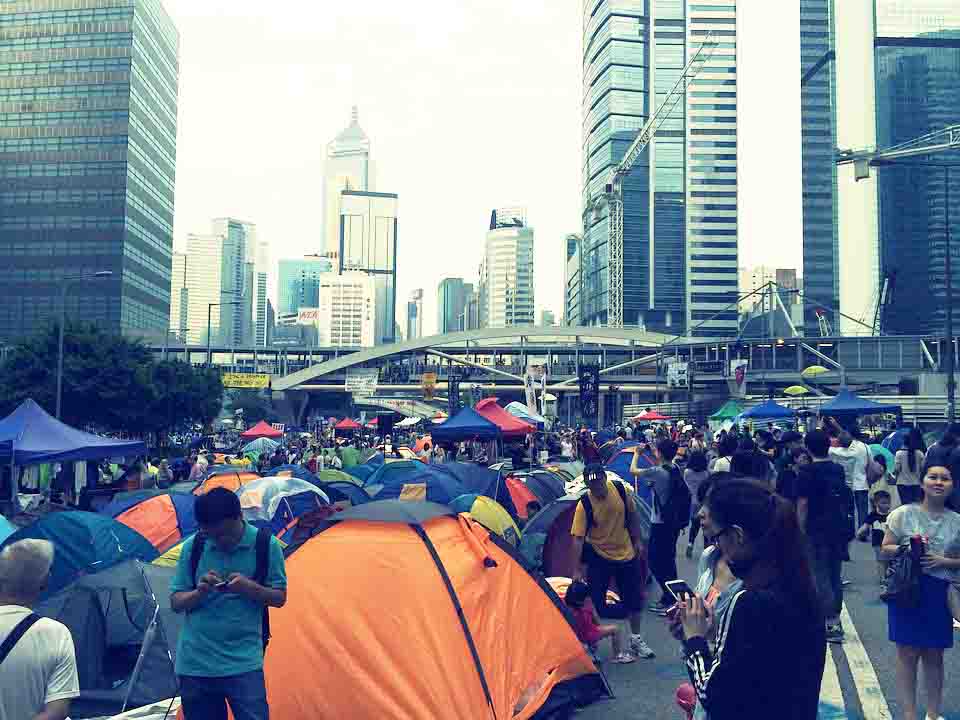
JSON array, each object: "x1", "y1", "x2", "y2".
[{"x1": 592, "y1": 33, "x2": 718, "y2": 329}]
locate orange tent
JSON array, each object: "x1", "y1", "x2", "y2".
[
  {"x1": 261, "y1": 501, "x2": 605, "y2": 719},
  {"x1": 193, "y1": 470, "x2": 260, "y2": 496},
  {"x1": 506, "y1": 476, "x2": 540, "y2": 520}
]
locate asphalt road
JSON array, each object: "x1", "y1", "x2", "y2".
[{"x1": 577, "y1": 537, "x2": 960, "y2": 719}]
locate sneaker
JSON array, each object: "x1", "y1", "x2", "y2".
[
  {"x1": 826, "y1": 625, "x2": 844, "y2": 644},
  {"x1": 841, "y1": 578, "x2": 851, "y2": 587},
  {"x1": 685, "y1": 544, "x2": 694, "y2": 559},
  {"x1": 648, "y1": 601, "x2": 672, "y2": 616},
  {"x1": 611, "y1": 652, "x2": 636, "y2": 664},
  {"x1": 630, "y1": 635, "x2": 656, "y2": 659}
]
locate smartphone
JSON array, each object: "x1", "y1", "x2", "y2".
[
  {"x1": 665, "y1": 580, "x2": 694, "y2": 603},
  {"x1": 214, "y1": 581, "x2": 228, "y2": 589}
]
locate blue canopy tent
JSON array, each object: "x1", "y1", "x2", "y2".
[
  {"x1": 818, "y1": 390, "x2": 902, "y2": 418},
  {"x1": 431, "y1": 407, "x2": 501, "y2": 443},
  {"x1": 0, "y1": 399, "x2": 146, "y2": 465},
  {"x1": 737, "y1": 399, "x2": 797, "y2": 422},
  {"x1": 0, "y1": 399, "x2": 146, "y2": 507}
]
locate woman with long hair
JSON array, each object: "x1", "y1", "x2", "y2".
[
  {"x1": 895, "y1": 427, "x2": 927, "y2": 505},
  {"x1": 881, "y1": 463, "x2": 960, "y2": 720},
  {"x1": 684, "y1": 451, "x2": 710, "y2": 558},
  {"x1": 678, "y1": 480, "x2": 826, "y2": 720}
]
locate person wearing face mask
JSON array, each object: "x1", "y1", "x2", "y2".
[{"x1": 678, "y1": 480, "x2": 826, "y2": 720}]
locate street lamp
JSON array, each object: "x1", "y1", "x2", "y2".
[
  {"x1": 56, "y1": 270, "x2": 113, "y2": 419},
  {"x1": 207, "y1": 301, "x2": 242, "y2": 366}
]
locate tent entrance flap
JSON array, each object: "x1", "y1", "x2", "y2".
[{"x1": 411, "y1": 523, "x2": 497, "y2": 720}]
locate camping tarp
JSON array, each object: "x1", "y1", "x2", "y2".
[
  {"x1": 818, "y1": 389, "x2": 902, "y2": 417},
  {"x1": 709, "y1": 400, "x2": 744, "y2": 421},
  {"x1": 504, "y1": 401, "x2": 547, "y2": 429},
  {"x1": 261, "y1": 502, "x2": 605, "y2": 719},
  {"x1": 1, "y1": 512, "x2": 157, "y2": 597},
  {"x1": 475, "y1": 398, "x2": 535, "y2": 437},
  {"x1": 738, "y1": 399, "x2": 797, "y2": 420},
  {"x1": 431, "y1": 406, "x2": 501, "y2": 443},
  {"x1": 0, "y1": 398, "x2": 145, "y2": 465},
  {"x1": 239, "y1": 420, "x2": 283, "y2": 440}
]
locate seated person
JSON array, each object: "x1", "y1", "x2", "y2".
[{"x1": 565, "y1": 580, "x2": 634, "y2": 664}]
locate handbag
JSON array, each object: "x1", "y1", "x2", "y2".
[{"x1": 880, "y1": 544, "x2": 921, "y2": 608}]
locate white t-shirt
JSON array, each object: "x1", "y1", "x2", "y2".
[
  {"x1": 0, "y1": 605, "x2": 79, "y2": 720},
  {"x1": 830, "y1": 441, "x2": 870, "y2": 491}
]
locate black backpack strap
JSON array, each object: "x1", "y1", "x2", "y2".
[
  {"x1": 0, "y1": 614, "x2": 41, "y2": 666},
  {"x1": 189, "y1": 534, "x2": 207, "y2": 588},
  {"x1": 580, "y1": 495, "x2": 595, "y2": 535},
  {"x1": 254, "y1": 527, "x2": 272, "y2": 649}
]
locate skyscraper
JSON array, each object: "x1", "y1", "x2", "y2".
[
  {"x1": 580, "y1": 0, "x2": 738, "y2": 337},
  {"x1": 323, "y1": 107, "x2": 374, "y2": 254},
  {"x1": 406, "y1": 289, "x2": 423, "y2": 340},
  {"x1": 799, "y1": 0, "x2": 840, "y2": 333},
  {"x1": 339, "y1": 190, "x2": 398, "y2": 345},
  {"x1": 479, "y1": 208, "x2": 535, "y2": 328},
  {"x1": 253, "y1": 240, "x2": 270, "y2": 346},
  {"x1": 437, "y1": 278, "x2": 472, "y2": 334},
  {"x1": 0, "y1": 0, "x2": 179, "y2": 341},
  {"x1": 277, "y1": 256, "x2": 336, "y2": 317},
  {"x1": 169, "y1": 252, "x2": 188, "y2": 341},
  {"x1": 211, "y1": 218, "x2": 258, "y2": 345},
  {"x1": 564, "y1": 233, "x2": 582, "y2": 326},
  {"x1": 872, "y1": 2, "x2": 960, "y2": 335}
]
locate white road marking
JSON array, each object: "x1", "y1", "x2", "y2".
[
  {"x1": 841, "y1": 602, "x2": 892, "y2": 720},
  {"x1": 819, "y1": 643, "x2": 847, "y2": 719}
]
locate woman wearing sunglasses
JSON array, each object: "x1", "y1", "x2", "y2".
[{"x1": 677, "y1": 480, "x2": 826, "y2": 720}]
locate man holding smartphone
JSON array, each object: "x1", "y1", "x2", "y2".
[{"x1": 171, "y1": 488, "x2": 287, "y2": 720}]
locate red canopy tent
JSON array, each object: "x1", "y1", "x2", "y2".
[
  {"x1": 633, "y1": 410, "x2": 669, "y2": 422},
  {"x1": 366, "y1": 417, "x2": 378, "y2": 428},
  {"x1": 334, "y1": 418, "x2": 362, "y2": 431},
  {"x1": 240, "y1": 420, "x2": 283, "y2": 440},
  {"x1": 475, "y1": 398, "x2": 534, "y2": 437}
]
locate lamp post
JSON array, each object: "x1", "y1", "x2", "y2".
[
  {"x1": 56, "y1": 270, "x2": 113, "y2": 419},
  {"x1": 207, "y1": 301, "x2": 242, "y2": 367}
]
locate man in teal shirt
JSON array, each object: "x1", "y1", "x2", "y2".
[{"x1": 171, "y1": 488, "x2": 287, "y2": 720}]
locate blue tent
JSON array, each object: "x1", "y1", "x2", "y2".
[
  {"x1": 818, "y1": 389, "x2": 902, "y2": 417},
  {"x1": 344, "y1": 463, "x2": 376, "y2": 483},
  {"x1": 431, "y1": 462, "x2": 519, "y2": 518},
  {"x1": 270, "y1": 464, "x2": 320, "y2": 485},
  {"x1": 0, "y1": 516, "x2": 16, "y2": 544},
  {"x1": 1, "y1": 511, "x2": 157, "y2": 596},
  {"x1": 375, "y1": 465, "x2": 468, "y2": 504},
  {"x1": 364, "y1": 460, "x2": 424, "y2": 492},
  {"x1": 738, "y1": 399, "x2": 797, "y2": 421},
  {"x1": 604, "y1": 442, "x2": 655, "y2": 504},
  {"x1": 322, "y1": 481, "x2": 371, "y2": 508},
  {"x1": 431, "y1": 407, "x2": 501, "y2": 443},
  {"x1": 0, "y1": 398, "x2": 145, "y2": 465}
]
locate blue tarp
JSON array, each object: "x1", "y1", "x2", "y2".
[
  {"x1": 738, "y1": 399, "x2": 797, "y2": 420},
  {"x1": 818, "y1": 390, "x2": 902, "y2": 417},
  {"x1": 0, "y1": 511, "x2": 157, "y2": 596},
  {"x1": 431, "y1": 407, "x2": 501, "y2": 443},
  {"x1": 0, "y1": 399, "x2": 146, "y2": 465}
]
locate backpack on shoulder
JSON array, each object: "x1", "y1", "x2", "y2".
[
  {"x1": 190, "y1": 526, "x2": 273, "y2": 649},
  {"x1": 823, "y1": 471, "x2": 856, "y2": 545},
  {"x1": 580, "y1": 480, "x2": 632, "y2": 535},
  {"x1": 661, "y1": 464, "x2": 692, "y2": 532}
]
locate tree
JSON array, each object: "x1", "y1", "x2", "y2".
[
  {"x1": 226, "y1": 390, "x2": 279, "y2": 426},
  {"x1": 0, "y1": 322, "x2": 223, "y2": 438}
]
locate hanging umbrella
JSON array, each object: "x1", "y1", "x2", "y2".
[
  {"x1": 801, "y1": 365, "x2": 830, "y2": 379},
  {"x1": 783, "y1": 385, "x2": 809, "y2": 397}
]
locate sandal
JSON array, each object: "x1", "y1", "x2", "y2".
[{"x1": 611, "y1": 652, "x2": 636, "y2": 664}]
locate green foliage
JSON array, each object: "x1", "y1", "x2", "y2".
[{"x1": 0, "y1": 322, "x2": 223, "y2": 437}]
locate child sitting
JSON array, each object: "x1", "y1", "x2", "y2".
[
  {"x1": 857, "y1": 490, "x2": 891, "y2": 582},
  {"x1": 565, "y1": 580, "x2": 634, "y2": 664}
]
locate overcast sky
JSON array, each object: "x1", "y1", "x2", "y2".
[{"x1": 164, "y1": 0, "x2": 802, "y2": 336}]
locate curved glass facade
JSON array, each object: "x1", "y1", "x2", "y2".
[{"x1": 0, "y1": 0, "x2": 179, "y2": 341}]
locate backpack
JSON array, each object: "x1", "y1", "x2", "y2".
[
  {"x1": 580, "y1": 480, "x2": 632, "y2": 535},
  {"x1": 822, "y1": 467, "x2": 856, "y2": 544},
  {"x1": 190, "y1": 526, "x2": 273, "y2": 649},
  {"x1": 661, "y1": 464, "x2": 692, "y2": 532}
]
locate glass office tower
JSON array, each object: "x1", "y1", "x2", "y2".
[
  {"x1": 800, "y1": 0, "x2": 840, "y2": 333},
  {"x1": 873, "y1": 1, "x2": 960, "y2": 335},
  {"x1": 0, "y1": 0, "x2": 179, "y2": 341},
  {"x1": 581, "y1": 0, "x2": 738, "y2": 337}
]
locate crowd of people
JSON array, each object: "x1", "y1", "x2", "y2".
[{"x1": 567, "y1": 417, "x2": 960, "y2": 720}]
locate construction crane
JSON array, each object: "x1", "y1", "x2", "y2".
[{"x1": 585, "y1": 33, "x2": 718, "y2": 329}]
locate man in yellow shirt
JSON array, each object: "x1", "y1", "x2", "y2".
[{"x1": 570, "y1": 465, "x2": 655, "y2": 660}]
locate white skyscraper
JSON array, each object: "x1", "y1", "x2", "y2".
[
  {"x1": 316, "y1": 272, "x2": 376, "y2": 347},
  {"x1": 323, "y1": 106, "x2": 375, "y2": 254},
  {"x1": 479, "y1": 208, "x2": 535, "y2": 328},
  {"x1": 169, "y1": 252, "x2": 188, "y2": 340},
  {"x1": 407, "y1": 288, "x2": 423, "y2": 340}
]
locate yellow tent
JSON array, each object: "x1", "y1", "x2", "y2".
[{"x1": 451, "y1": 494, "x2": 521, "y2": 547}]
